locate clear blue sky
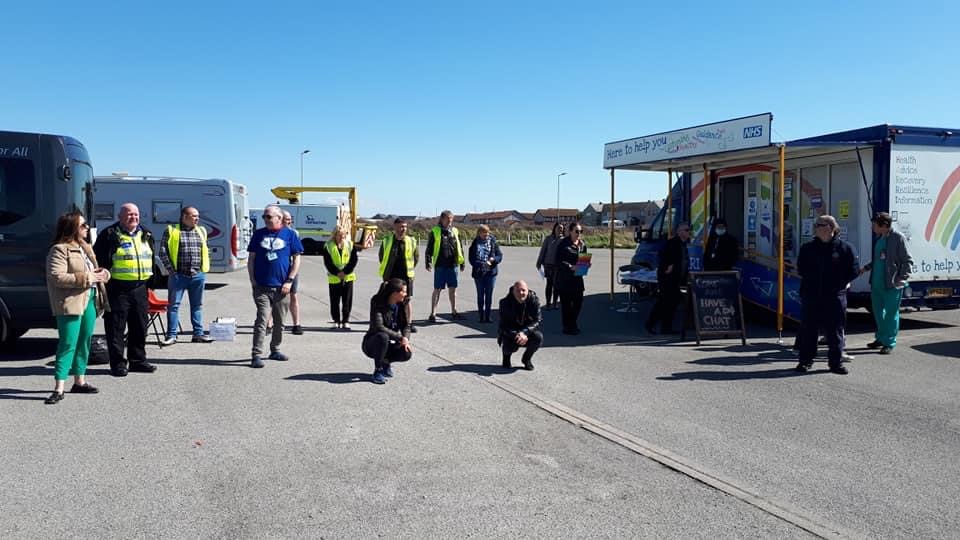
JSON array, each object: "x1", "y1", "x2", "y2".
[{"x1": 3, "y1": 1, "x2": 958, "y2": 216}]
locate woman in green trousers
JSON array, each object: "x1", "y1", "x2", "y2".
[{"x1": 44, "y1": 212, "x2": 110, "y2": 404}]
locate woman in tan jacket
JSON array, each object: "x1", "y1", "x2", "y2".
[{"x1": 44, "y1": 212, "x2": 110, "y2": 404}]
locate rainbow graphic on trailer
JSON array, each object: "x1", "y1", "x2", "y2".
[{"x1": 925, "y1": 165, "x2": 960, "y2": 250}]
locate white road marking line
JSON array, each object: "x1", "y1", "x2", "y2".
[{"x1": 417, "y1": 343, "x2": 863, "y2": 539}]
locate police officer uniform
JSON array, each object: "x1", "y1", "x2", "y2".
[{"x1": 93, "y1": 221, "x2": 157, "y2": 376}]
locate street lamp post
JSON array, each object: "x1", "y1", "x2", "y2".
[
  {"x1": 556, "y1": 172, "x2": 567, "y2": 222},
  {"x1": 299, "y1": 149, "x2": 311, "y2": 203}
]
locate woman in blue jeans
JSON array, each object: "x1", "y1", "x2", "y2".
[{"x1": 468, "y1": 225, "x2": 503, "y2": 323}]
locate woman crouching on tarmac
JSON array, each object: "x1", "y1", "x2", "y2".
[{"x1": 362, "y1": 278, "x2": 412, "y2": 384}]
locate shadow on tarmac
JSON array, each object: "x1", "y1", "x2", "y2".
[
  {"x1": 0, "y1": 337, "x2": 58, "y2": 361},
  {"x1": 0, "y1": 388, "x2": 51, "y2": 401},
  {"x1": 285, "y1": 372, "x2": 372, "y2": 384},
  {"x1": 913, "y1": 340, "x2": 960, "y2": 359},
  {"x1": 657, "y1": 366, "x2": 831, "y2": 381},
  {"x1": 427, "y1": 363, "x2": 515, "y2": 377},
  {"x1": 0, "y1": 364, "x2": 111, "y2": 378},
  {"x1": 152, "y1": 357, "x2": 251, "y2": 367}
]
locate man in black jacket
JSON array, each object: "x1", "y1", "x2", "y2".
[
  {"x1": 497, "y1": 280, "x2": 543, "y2": 370},
  {"x1": 645, "y1": 223, "x2": 691, "y2": 334},
  {"x1": 795, "y1": 215, "x2": 860, "y2": 374},
  {"x1": 92, "y1": 203, "x2": 158, "y2": 377}
]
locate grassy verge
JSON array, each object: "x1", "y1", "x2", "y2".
[{"x1": 370, "y1": 223, "x2": 637, "y2": 249}]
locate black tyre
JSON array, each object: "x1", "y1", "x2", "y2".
[{"x1": 301, "y1": 238, "x2": 319, "y2": 255}]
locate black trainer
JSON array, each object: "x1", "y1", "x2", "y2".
[
  {"x1": 866, "y1": 340, "x2": 883, "y2": 349},
  {"x1": 829, "y1": 365, "x2": 849, "y2": 375},
  {"x1": 794, "y1": 362, "x2": 813, "y2": 373},
  {"x1": 45, "y1": 392, "x2": 64, "y2": 404}
]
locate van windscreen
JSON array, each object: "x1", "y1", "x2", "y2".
[{"x1": 0, "y1": 157, "x2": 36, "y2": 226}]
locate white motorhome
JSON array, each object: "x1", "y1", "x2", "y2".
[{"x1": 93, "y1": 176, "x2": 253, "y2": 273}]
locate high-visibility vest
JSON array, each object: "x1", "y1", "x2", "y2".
[
  {"x1": 430, "y1": 226, "x2": 464, "y2": 267},
  {"x1": 111, "y1": 228, "x2": 154, "y2": 281},
  {"x1": 379, "y1": 234, "x2": 416, "y2": 278},
  {"x1": 166, "y1": 225, "x2": 210, "y2": 273},
  {"x1": 325, "y1": 239, "x2": 357, "y2": 284}
]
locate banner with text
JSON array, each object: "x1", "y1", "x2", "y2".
[
  {"x1": 889, "y1": 144, "x2": 960, "y2": 281},
  {"x1": 603, "y1": 113, "x2": 772, "y2": 169}
]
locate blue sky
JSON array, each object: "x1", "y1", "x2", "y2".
[{"x1": 3, "y1": 1, "x2": 959, "y2": 216}]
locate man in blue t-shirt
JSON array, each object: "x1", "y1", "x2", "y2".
[{"x1": 246, "y1": 205, "x2": 304, "y2": 368}]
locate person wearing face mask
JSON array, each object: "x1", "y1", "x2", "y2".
[
  {"x1": 703, "y1": 218, "x2": 739, "y2": 271},
  {"x1": 645, "y1": 222, "x2": 691, "y2": 335}
]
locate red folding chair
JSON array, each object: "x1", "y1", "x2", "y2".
[{"x1": 147, "y1": 289, "x2": 180, "y2": 346}]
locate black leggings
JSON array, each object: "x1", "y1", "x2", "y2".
[
  {"x1": 362, "y1": 332, "x2": 412, "y2": 370},
  {"x1": 558, "y1": 288, "x2": 584, "y2": 332},
  {"x1": 543, "y1": 264, "x2": 559, "y2": 305},
  {"x1": 329, "y1": 281, "x2": 354, "y2": 324}
]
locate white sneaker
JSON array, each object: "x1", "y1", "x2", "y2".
[
  {"x1": 342, "y1": 322, "x2": 351, "y2": 331},
  {"x1": 160, "y1": 336, "x2": 177, "y2": 347},
  {"x1": 841, "y1": 352, "x2": 855, "y2": 362}
]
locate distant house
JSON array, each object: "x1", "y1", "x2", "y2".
[
  {"x1": 581, "y1": 203, "x2": 604, "y2": 226},
  {"x1": 533, "y1": 208, "x2": 579, "y2": 225},
  {"x1": 519, "y1": 212, "x2": 535, "y2": 222},
  {"x1": 581, "y1": 201, "x2": 662, "y2": 227},
  {"x1": 462, "y1": 210, "x2": 527, "y2": 225}
]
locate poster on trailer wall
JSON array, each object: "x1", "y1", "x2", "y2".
[{"x1": 889, "y1": 144, "x2": 960, "y2": 281}]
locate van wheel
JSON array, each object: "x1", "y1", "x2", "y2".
[
  {"x1": 0, "y1": 314, "x2": 27, "y2": 349},
  {"x1": 301, "y1": 239, "x2": 318, "y2": 255}
]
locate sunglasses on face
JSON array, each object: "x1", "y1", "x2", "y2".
[
  {"x1": 814, "y1": 223, "x2": 828, "y2": 228},
  {"x1": 572, "y1": 229, "x2": 583, "y2": 233}
]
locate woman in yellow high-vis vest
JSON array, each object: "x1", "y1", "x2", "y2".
[{"x1": 322, "y1": 227, "x2": 362, "y2": 330}]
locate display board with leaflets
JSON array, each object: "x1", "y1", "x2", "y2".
[{"x1": 688, "y1": 270, "x2": 747, "y2": 345}]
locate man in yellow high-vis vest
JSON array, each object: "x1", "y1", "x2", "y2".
[
  {"x1": 378, "y1": 218, "x2": 419, "y2": 332},
  {"x1": 93, "y1": 203, "x2": 157, "y2": 377},
  {"x1": 158, "y1": 206, "x2": 213, "y2": 345},
  {"x1": 425, "y1": 210, "x2": 465, "y2": 323}
]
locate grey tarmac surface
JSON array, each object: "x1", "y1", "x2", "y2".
[{"x1": 2, "y1": 244, "x2": 958, "y2": 538}]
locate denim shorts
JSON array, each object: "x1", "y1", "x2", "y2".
[{"x1": 433, "y1": 266, "x2": 459, "y2": 290}]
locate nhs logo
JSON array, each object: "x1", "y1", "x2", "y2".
[{"x1": 743, "y1": 125, "x2": 764, "y2": 138}]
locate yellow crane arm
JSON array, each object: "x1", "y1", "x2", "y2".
[{"x1": 270, "y1": 186, "x2": 359, "y2": 237}]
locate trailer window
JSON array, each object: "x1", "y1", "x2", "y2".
[
  {"x1": 95, "y1": 203, "x2": 115, "y2": 221},
  {"x1": 153, "y1": 201, "x2": 182, "y2": 224},
  {"x1": 0, "y1": 158, "x2": 36, "y2": 226}
]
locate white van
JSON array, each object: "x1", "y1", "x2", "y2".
[
  {"x1": 93, "y1": 176, "x2": 253, "y2": 273},
  {"x1": 601, "y1": 219, "x2": 626, "y2": 229},
  {"x1": 276, "y1": 203, "x2": 349, "y2": 254}
]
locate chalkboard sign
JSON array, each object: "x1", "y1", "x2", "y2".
[{"x1": 689, "y1": 270, "x2": 747, "y2": 345}]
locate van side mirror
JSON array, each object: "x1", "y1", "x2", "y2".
[{"x1": 58, "y1": 165, "x2": 72, "y2": 181}]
